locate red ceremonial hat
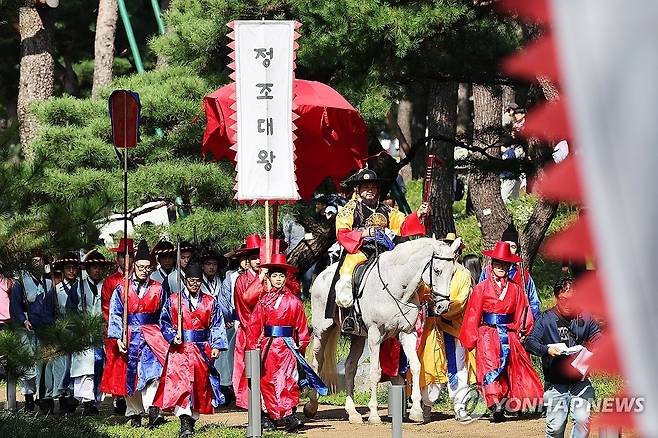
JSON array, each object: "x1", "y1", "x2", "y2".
[
  {"x1": 260, "y1": 253, "x2": 298, "y2": 273},
  {"x1": 109, "y1": 238, "x2": 135, "y2": 254},
  {"x1": 482, "y1": 241, "x2": 523, "y2": 264},
  {"x1": 232, "y1": 234, "x2": 262, "y2": 258}
]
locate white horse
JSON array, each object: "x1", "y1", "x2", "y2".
[{"x1": 304, "y1": 237, "x2": 461, "y2": 424}]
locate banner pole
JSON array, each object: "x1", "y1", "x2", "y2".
[
  {"x1": 121, "y1": 94, "x2": 129, "y2": 347},
  {"x1": 264, "y1": 200, "x2": 271, "y2": 263}
]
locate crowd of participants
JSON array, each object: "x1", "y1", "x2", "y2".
[{"x1": 0, "y1": 194, "x2": 600, "y2": 438}]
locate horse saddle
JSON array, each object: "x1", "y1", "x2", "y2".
[{"x1": 351, "y1": 256, "x2": 378, "y2": 300}]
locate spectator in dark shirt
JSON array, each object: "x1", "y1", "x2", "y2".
[{"x1": 526, "y1": 277, "x2": 602, "y2": 438}]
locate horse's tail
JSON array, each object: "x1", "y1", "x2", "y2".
[{"x1": 318, "y1": 323, "x2": 340, "y2": 394}]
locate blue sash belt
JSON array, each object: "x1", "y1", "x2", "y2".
[
  {"x1": 127, "y1": 312, "x2": 159, "y2": 326},
  {"x1": 481, "y1": 312, "x2": 513, "y2": 386},
  {"x1": 183, "y1": 329, "x2": 209, "y2": 343},
  {"x1": 264, "y1": 325, "x2": 294, "y2": 337},
  {"x1": 263, "y1": 325, "x2": 328, "y2": 396},
  {"x1": 482, "y1": 313, "x2": 513, "y2": 325}
]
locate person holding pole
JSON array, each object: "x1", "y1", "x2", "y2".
[
  {"x1": 478, "y1": 224, "x2": 540, "y2": 319},
  {"x1": 246, "y1": 253, "x2": 327, "y2": 432},
  {"x1": 71, "y1": 249, "x2": 112, "y2": 415},
  {"x1": 100, "y1": 237, "x2": 134, "y2": 414},
  {"x1": 214, "y1": 245, "x2": 247, "y2": 405},
  {"x1": 106, "y1": 240, "x2": 169, "y2": 428},
  {"x1": 231, "y1": 233, "x2": 263, "y2": 410},
  {"x1": 9, "y1": 250, "x2": 53, "y2": 412},
  {"x1": 155, "y1": 260, "x2": 228, "y2": 437},
  {"x1": 459, "y1": 242, "x2": 543, "y2": 422}
]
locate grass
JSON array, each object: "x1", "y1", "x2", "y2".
[{"x1": 0, "y1": 411, "x2": 295, "y2": 438}]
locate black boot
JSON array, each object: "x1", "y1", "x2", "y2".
[
  {"x1": 179, "y1": 414, "x2": 194, "y2": 437},
  {"x1": 220, "y1": 385, "x2": 236, "y2": 406},
  {"x1": 114, "y1": 397, "x2": 127, "y2": 415},
  {"x1": 82, "y1": 401, "x2": 99, "y2": 416},
  {"x1": 148, "y1": 406, "x2": 166, "y2": 429},
  {"x1": 491, "y1": 405, "x2": 506, "y2": 423},
  {"x1": 282, "y1": 414, "x2": 303, "y2": 432},
  {"x1": 40, "y1": 398, "x2": 54, "y2": 414},
  {"x1": 24, "y1": 394, "x2": 35, "y2": 412},
  {"x1": 65, "y1": 396, "x2": 79, "y2": 414},
  {"x1": 261, "y1": 413, "x2": 276, "y2": 432},
  {"x1": 129, "y1": 415, "x2": 142, "y2": 427}
]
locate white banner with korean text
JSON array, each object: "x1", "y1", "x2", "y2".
[{"x1": 233, "y1": 20, "x2": 299, "y2": 201}]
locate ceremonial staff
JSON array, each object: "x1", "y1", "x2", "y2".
[
  {"x1": 79, "y1": 253, "x2": 86, "y2": 314},
  {"x1": 519, "y1": 258, "x2": 530, "y2": 340},
  {"x1": 108, "y1": 90, "x2": 141, "y2": 348},
  {"x1": 176, "y1": 236, "x2": 182, "y2": 339},
  {"x1": 422, "y1": 153, "x2": 443, "y2": 236}
]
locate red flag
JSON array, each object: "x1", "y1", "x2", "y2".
[{"x1": 109, "y1": 90, "x2": 141, "y2": 148}]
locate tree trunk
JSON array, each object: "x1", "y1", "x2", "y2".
[
  {"x1": 155, "y1": 0, "x2": 170, "y2": 68},
  {"x1": 426, "y1": 81, "x2": 457, "y2": 238},
  {"x1": 397, "y1": 82, "x2": 428, "y2": 179},
  {"x1": 520, "y1": 76, "x2": 561, "y2": 269},
  {"x1": 92, "y1": 0, "x2": 118, "y2": 99},
  {"x1": 469, "y1": 84, "x2": 511, "y2": 250},
  {"x1": 63, "y1": 59, "x2": 79, "y2": 96},
  {"x1": 17, "y1": 6, "x2": 54, "y2": 159},
  {"x1": 456, "y1": 83, "x2": 472, "y2": 139},
  {"x1": 395, "y1": 102, "x2": 413, "y2": 182},
  {"x1": 287, "y1": 216, "x2": 335, "y2": 276}
]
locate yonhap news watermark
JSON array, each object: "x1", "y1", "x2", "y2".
[{"x1": 461, "y1": 390, "x2": 647, "y2": 423}]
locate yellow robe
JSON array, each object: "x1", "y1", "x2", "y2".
[{"x1": 415, "y1": 266, "x2": 477, "y2": 389}]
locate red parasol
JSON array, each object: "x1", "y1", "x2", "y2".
[{"x1": 202, "y1": 79, "x2": 368, "y2": 200}]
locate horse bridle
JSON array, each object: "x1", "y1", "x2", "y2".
[{"x1": 421, "y1": 252, "x2": 455, "y2": 297}]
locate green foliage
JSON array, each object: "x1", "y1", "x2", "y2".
[
  {"x1": 36, "y1": 313, "x2": 104, "y2": 360},
  {"x1": 0, "y1": 329, "x2": 36, "y2": 378},
  {"x1": 152, "y1": 0, "x2": 522, "y2": 123}
]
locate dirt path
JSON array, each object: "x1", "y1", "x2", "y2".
[
  {"x1": 0, "y1": 385, "x2": 625, "y2": 437},
  {"x1": 200, "y1": 404, "x2": 548, "y2": 438}
]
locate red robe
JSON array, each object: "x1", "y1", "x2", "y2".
[
  {"x1": 154, "y1": 291, "x2": 227, "y2": 414},
  {"x1": 232, "y1": 269, "x2": 260, "y2": 409},
  {"x1": 100, "y1": 270, "x2": 125, "y2": 394},
  {"x1": 247, "y1": 284, "x2": 310, "y2": 420},
  {"x1": 459, "y1": 276, "x2": 543, "y2": 408},
  {"x1": 101, "y1": 280, "x2": 169, "y2": 396}
]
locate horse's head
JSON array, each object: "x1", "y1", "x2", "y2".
[{"x1": 420, "y1": 237, "x2": 461, "y2": 315}]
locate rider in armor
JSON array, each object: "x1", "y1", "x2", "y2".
[{"x1": 334, "y1": 169, "x2": 428, "y2": 333}]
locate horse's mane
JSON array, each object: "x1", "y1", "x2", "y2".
[{"x1": 381, "y1": 237, "x2": 447, "y2": 266}]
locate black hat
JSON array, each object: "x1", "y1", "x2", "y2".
[
  {"x1": 200, "y1": 248, "x2": 227, "y2": 267},
  {"x1": 500, "y1": 223, "x2": 519, "y2": 246},
  {"x1": 180, "y1": 241, "x2": 195, "y2": 253},
  {"x1": 81, "y1": 249, "x2": 113, "y2": 266},
  {"x1": 135, "y1": 240, "x2": 150, "y2": 262},
  {"x1": 151, "y1": 240, "x2": 176, "y2": 257},
  {"x1": 184, "y1": 261, "x2": 203, "y2": 279},
  {"x1": 53, "y1": 251, "x2": 80, "y2": 269},
  {"x1": 341, "y1": 168, "x2": 384, "y2": 188}
]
